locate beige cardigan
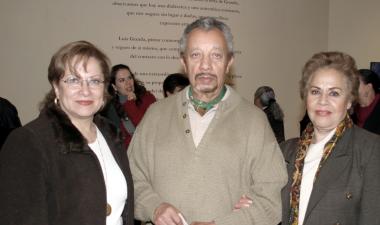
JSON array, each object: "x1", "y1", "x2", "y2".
[{"x1": 128, "y1": 86, "x2": 287, "y2": 225}]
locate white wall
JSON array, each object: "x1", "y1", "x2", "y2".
[
  {"x1": 1, "y1": 0, "x2": 331, "y2": 139},
  {"x1": 328, "y1": 0, "x2": 380, "y2": 68},
  {"x1": 238, "y1": 1, "x2": 329, "y2": 138}
]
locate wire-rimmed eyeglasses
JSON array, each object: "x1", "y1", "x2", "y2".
[{"x1": 62, "y1": 75, "x2": 104, "y2": 89}]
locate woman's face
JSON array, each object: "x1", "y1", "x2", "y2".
[
  {"x1": 306, "y1": 68, "x2": 352, "y2": 133},
  {"x1": 53, "y1": 57, "x2": 105, "y2": 123},
  {"x1": 113, "y1": 68, "x2": 135, "y2": 96}
]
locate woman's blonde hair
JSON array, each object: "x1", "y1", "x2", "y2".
[
  {"x1": 40, "y1": 40, "x2": 110, "y2": 110},
  {"x1": 300, "y1": 51, "x2": 359, "y2": 103}
]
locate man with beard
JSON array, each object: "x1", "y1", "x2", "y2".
[{"x1": 128, "y1": 17, "x2": 287, "y2": 225}]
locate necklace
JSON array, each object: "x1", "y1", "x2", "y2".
[
  {"x1": 96, "y1": 134, "x2": 112, "y2": 216},
  {"x1": 189, "y1": 85, "x2": 227, "y2": 112}
]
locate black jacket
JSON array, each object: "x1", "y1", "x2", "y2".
[
  {"x1": 281, "y1": 126, "x2": 380, "y2": 225},
  {"x1": 0, "y1": 97, "x2": 21, "y2": 149},
  {"x1": 0, "y1": 106, "x2": 134, "y2": 225},
  {"x1": 263, "y1": 107, "x2": 285, "y2": 143},
  {"x1": 352, "y1": 100, "x2": 380, "y2": 135}
]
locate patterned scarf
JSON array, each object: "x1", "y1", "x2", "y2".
[{"x1": 289, "y1": 114, "x2": 353, "y2": 225}]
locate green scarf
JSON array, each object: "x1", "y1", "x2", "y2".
[{"x1": 189, "y1": 86, "x2": 227, "y2": 112}]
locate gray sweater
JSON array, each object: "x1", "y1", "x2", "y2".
[{"x1": 128, "y1": 86, "x2": 287, "y2": 225}]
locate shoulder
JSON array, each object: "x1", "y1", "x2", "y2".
[
  {"x1": 142, "y1": 91, "x2": 156, "y2": 102},
  {"x1": 13, "y1": 113, "x2": 52, "y2": 138},
  {"x1": 223, "y1": 87, "x2": 255, "y2": 111},
  {"x1": 224, "y1": 88, "x2": 269, "y2": 125},
  {"x1": 347, "y1": 126, "x2": 380, "y2": 153},
  {"x1": 0, "y1": 97, "x2": 17, "y2": 112},
  {"x1": 95, "y1": 114, "x2": 125, "y2": 151},
  {"x1": 0, "y1": 115, "x2": 51, "y2": 158},
  {"x1": 143, "y1": 94, "x2": 178, "y2": 118},
  {"x1": 280, "y1": 138, "x2": 299, "y2": 161},
  {"x1": 95, "y1": 114, "x2": 117, "y2": 132},
  {"x1": 369, "y1": 99, "x2": 380, "y2": 120},
  {"x1": 344, "y1": 126, "x2": 380, "y2": 180},
  {"x1": 136, "y1": 93, "x2": 185, "y2": 133}
]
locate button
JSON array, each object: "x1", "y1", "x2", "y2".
[
  {"x1": 106, "y1": 203, "x2": 112, "y2": 216},
  {"x1": 185, "y1": 129, "x2": 191, "y2": 134},
  {"x1": 182, "y1": 102, "x2": 187, "y2": 106},
  {"x1": 346, "y1": 192, "x2": 352, "y2": 200},
  {"x1": 183, "y1": 114, "x2": 187, "y2": 119}
]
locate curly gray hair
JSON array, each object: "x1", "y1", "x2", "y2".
[{"x1": 179, "y1": 17, "x2": 234, "y2": 57}]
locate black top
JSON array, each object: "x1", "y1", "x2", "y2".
[
  {"x1": 0, "y1": 97, "x2": 21, "y2": 149},
  {"x1": 264, "y1": 107, "x2": 285, "y2": 143},
  {"x1": 352, "y1": 100, "x2": 380, "y2": 135}
]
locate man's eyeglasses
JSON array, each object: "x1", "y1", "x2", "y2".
[{"x1": 62, "y1": 76, "x2": 104, "y2": 89}]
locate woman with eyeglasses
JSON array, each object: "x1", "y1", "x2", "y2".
[
  {"x1": 101, "y1": 64, "x2": 156, "y2": 150},
  {"x1": 0, "y1": 41, "x2": 134, "y2": 225}
]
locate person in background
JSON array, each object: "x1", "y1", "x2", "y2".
[
  {"x1": 0, "y1": 97, "x2": 22, "y2": 149},
  {"x1": 281, "y1": 52, "x2": 380, "y2": 225},
  {"x1": 101, "y1": 64, "x2": 156, "y2": 149},
  {"x1": 162, "y1": 73, "x2": 190, "y2": 97},
  {"x1": 0, "y1": 41, "x2": 134, "y2": 225},
  {"x1": 128, "y1": 17, "x2": 287, "y2": 225},
  {"x1": 254, "y1": 86, "x2": 285, "y2": 143},
  {"x1": 352, "y1": 69, "x2": 380, "y2": 135}
]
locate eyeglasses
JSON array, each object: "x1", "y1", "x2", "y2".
[{"x1": 62, "y1": 76, "x2": 104, "y2": 89}]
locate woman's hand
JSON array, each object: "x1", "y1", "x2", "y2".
[{"x1": 126, "y1": 91, "x2": 136, "y2": 100}]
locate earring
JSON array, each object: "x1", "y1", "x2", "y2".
[{"x1": 54, "y1": 97, "x2": 59, "y2": 106}]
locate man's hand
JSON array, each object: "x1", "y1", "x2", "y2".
[
  {"x1": 154, "y1": 202, "x2": 183, "y2": 225},
  {"x1": 233, "y1": 194, "x2": 253, "y2": 212}
]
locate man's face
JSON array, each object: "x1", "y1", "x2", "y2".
[{"x1": 181, "y1": 28, "x2": 233, "y2": 98}]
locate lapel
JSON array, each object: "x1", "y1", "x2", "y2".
[
  {"x1": 95, "y1": 117, "x2": 126, "y2": 173},
  {"x1": 303, "y1": 128, "x2": 353, "y2": 222},
  {"x1": 282, "y1": 139, "x2": 299, "y2": 225}
]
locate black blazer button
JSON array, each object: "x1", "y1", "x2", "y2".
[
  {"x1": 183, "y1": 114, "x2": 187, "y2": 119},
  {"x1": 185, "y1": 129, "x2": 190, "y2": 134}
]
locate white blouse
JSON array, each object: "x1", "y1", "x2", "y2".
[
  {"x1": 88, "y1": 127, "x2": 128, "y2": 225},
  {"x1": 298, "y1": 129, "x2": 335, "y2": 225}
]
